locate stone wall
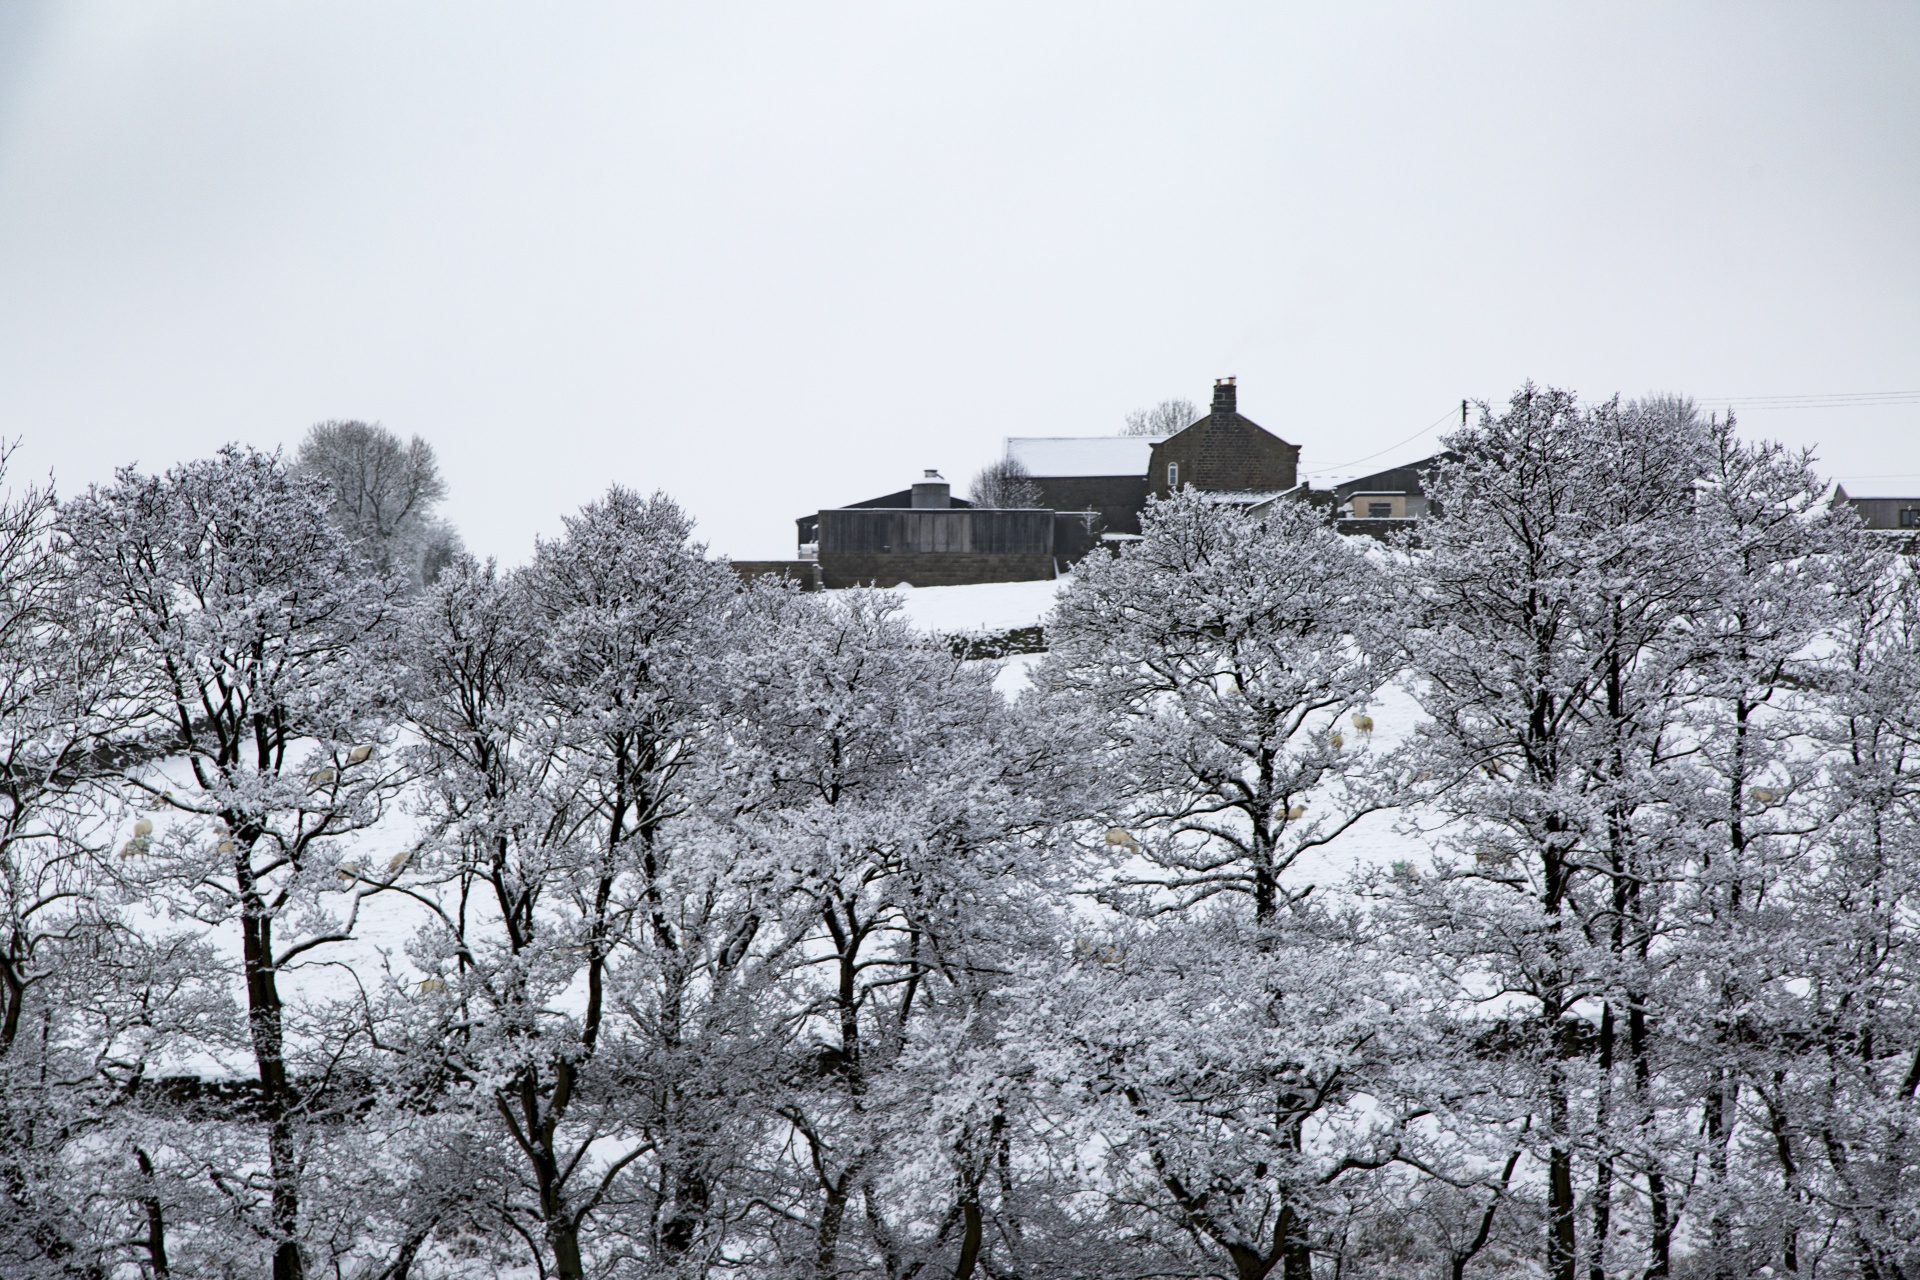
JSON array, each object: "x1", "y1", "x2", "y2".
[
  {"x1": 818, "y1": 551, "x2": 1054, "y2": 589},
  {"x1": 1150, "y1": 414, "x2": 1299, "y2": 496},
  {"x1": 1031, "y1": 475, "x2": 1152, "y2": 535}
]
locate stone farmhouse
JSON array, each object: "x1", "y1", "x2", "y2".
[
  {"x1": 736, "y1": 379, "x2": 1441, "y2": 589},
  {"x1": 1831, "y1": 484, "x2": 1920, "y2": 532}
]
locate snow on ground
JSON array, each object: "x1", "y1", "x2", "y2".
[
  {"x1": 1289, "y1": 674, "x2": 1440, "y2": 888},
  {"x1": 847, "y1": 576, "x2": 1066, "y2": 635},
  {"x1": 835, "y1": 578, "x2": 1064, "y2": 695},
  {"x1": 992, "y1": 652, "x2": 1045, "y2": 697}
]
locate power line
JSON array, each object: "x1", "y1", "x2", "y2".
[
  {"x1": 1305, "y1": 391, "x2": 1918, "y2": 482},
  {"x1": 1696, "y1": 391, "x2": 1920, "y2": 409},
  {"x1": 1302, "y1": 406, "x2": 1457, "y2": 477}
]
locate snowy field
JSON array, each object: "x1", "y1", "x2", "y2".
[{"x1": 858, "y1": 575, "x2": 1065, "y2": 635}]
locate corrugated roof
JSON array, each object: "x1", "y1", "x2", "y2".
[{"x1": 1006, "y1": 435, "x2": 1164, "y2": 478}]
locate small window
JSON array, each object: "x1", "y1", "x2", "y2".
[
  {"x1": 1902, "y1": 508, "x2": 1919, "y2": 528},
  {"x1": 1167, "y1": 462, "x2": 1179, "y2": 488},
  {"x1": 1367, "y1": 502, "x2": 1394, "y2": 519}
]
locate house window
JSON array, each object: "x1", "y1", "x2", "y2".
[
  {"x1": 1167, "y1": 462, "x2": 1179, "y2": 488},
  {"x1": 1902, "y1": 508, "x2": 1919, "y2": 528},
  {"x1": 1367, "y1": 501, "x2": 1394, "y2": 519}
]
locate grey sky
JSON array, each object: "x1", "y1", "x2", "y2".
[{"x1": 2, "y1": 3, "x2": 1915, "y2": 560}]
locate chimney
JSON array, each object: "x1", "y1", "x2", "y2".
[
  {"x1": 1212, "y1": 376, "x2": 1237, "y2": 415},
  {"x1": 911, "y1": 469, "x2": 951, "y2": 509}
]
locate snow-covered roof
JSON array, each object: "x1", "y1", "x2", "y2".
[
  {"x1": 1006, "y1": 435, "x2": 1165, "y2": 478},
  {"x1": 1200, "y1": 489, "x2": 1295, "y2": 505}
]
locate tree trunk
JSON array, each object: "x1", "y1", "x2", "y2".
[
  {"x1": 1547, "y1": 1062, "x2": 1577, "y2": 1280},
  {"x1": 547, "y1": 1217, "x2": 586, "y2": 1280},
  {"x1": 953, "y1": 1193, "x2": 983, "y2": 1280},
  {"x1": 814, "y1": 1175, "x2": 849, "y2": 1280},
  {"x1": 1587, "y1": 1003, "x2": 1614, "y2": 1280},
  {"x1": 237, "y1": 848, "x2": 303, "y2": 1280},
  {"x1": 133, "y1": 1147, "x2": 170, "y2": 1279},
  {"x1": 1705, "y1": 1070, "x2": 1739, "y2": 1280},
  {"x1": 1766, "y1": 1087, "x2": 1800, "y2": 1273}
]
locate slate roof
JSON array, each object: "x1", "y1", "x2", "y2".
[{"x1": 1833, "y1": 482, "x2": 1920, "y2": 501}]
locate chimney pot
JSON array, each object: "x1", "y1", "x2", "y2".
[{"x1": 911, "y1": 470, "x2": 951, "y2": 509}]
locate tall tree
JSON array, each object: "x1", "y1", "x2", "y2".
[
  {"x1": 718, "y1": 588, "x2": 1065, "y2": 1280},
  {"x1": 399, "y1": 490, "x2": 751, "y2": 1279},
  {"x1": 968, "y1": 457, "x2": 1043, "y2": 509},
  {"x1": 1775, "y1": 539, "x2": 1920, "y2": 1279},
  {"x1": 1041, "y1": 489, "x2": 1396, "y2": 923},
  {"x1": 0, "y1": 440, "x2": 219, "y2": 1278},
  {"x1": 296, "y1": 420, "x2": 460, "y2": 587},
  {"x1": 1122, "y1": 398, "x2": 1200, "y2": 437},
  {"x1": 61, "y1": 445, "x2": 408, "y2": 1280},
  {"x1": 1035, "y1": 490, "x2": 1412, "y2": 1280},
  {"x1": 1387, "y1": 387, "x2": 1717, "y2": 1280}
]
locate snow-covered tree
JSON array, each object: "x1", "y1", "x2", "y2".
[
  {"x1": 60, "y1": 445, "x2": 409, "y2": 1280},
  {"x1": 1040, "y1": 489, "x2": 1398, "y2": 921},
  {"x1": 716, "y1": 587, "x2": 1069, "y2": 1280},
  {"x1": 1026, "y1": 490, "x2": 1430, "y2": 1279},
  {"x1": 1763, "y1": 540, "x2": 1920, "y2": 1279},
  {"x1": 1380, "y1": 388, "x2": 1724, "y2": 1280},
  {"x1": 0, "y1": 442, "x2": 231, "y2": 1278},
  {"x1": 397, "y1": 490, "x2": 766, "y2": 1279}
]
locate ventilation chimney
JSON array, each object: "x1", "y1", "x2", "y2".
[
  {"x1": 1212, "y1": 376, "x2": 1237, "y2": 415},
  {"x1": 911, "y1": 469, "x2": 951, "y2": 509}
]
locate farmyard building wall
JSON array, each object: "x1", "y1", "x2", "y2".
[
  {"x1": 1029, "y1": 474, "x2": 1153, "y2": 535},
  {"x1": 818, "y1": 550, "x2": 1056, "y2": 588},
  {"x1": 817, "y1": 506, "x2": 1057, "y2": 587}
]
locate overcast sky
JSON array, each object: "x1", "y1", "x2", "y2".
[{"x1": 2, "y1": 3, "x2": 1916, "y2": 560}]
